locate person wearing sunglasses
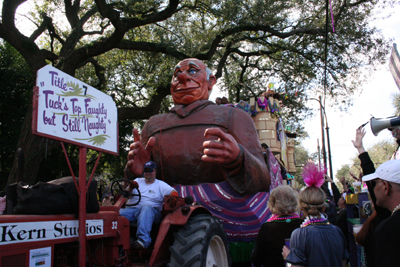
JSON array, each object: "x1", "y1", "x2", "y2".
[
  {"x1": 362, "y1": 160, "x2": 400, "y2": 267},
  {"x1": 352, "y1": 127, "x2": 392, "y2": 266},
  {"x1": 120, "y1": 160, "x2": 178, "y2": 250}
]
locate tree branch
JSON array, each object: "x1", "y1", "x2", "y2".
[{"x1": 118, "y1": 84, "x2": 171, "y2": 120}]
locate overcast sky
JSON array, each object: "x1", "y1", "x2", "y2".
[{"x1": 301, "y1": 4, "x2": 400, "y2": 179}]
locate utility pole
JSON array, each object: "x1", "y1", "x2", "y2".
[{"x1": 319, "y1": 95, "x2": 327, "y2": 169}]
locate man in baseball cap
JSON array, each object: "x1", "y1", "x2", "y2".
[
  {"x1": 120, "y1": 160, "x2": 177, "y2": 250},
  {"x1": 362, "y1": 159, "x2": 400, "y2": 266}
]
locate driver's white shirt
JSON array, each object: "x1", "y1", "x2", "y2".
[{"x1": 127, "y1": 178, "x2": 175, "y2": 211}]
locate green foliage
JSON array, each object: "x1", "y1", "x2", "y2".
[
  {"x1": 0, "y1": 42, "x2": 33, "y2": 188},
  {"x1": 1, "y1": 0, "x2": 398, "y2": 184},
  {"x1": 392, "y1": 93, "x2": 400, "y2": 116},
  {"x1": 293, "y1": 144, "x2": 314, "y2": 188}
]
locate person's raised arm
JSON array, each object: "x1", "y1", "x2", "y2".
[{"x1": 351, "y1": 127, "x2": 366, "y2": 155}]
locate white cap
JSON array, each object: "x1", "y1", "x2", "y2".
[{"x1": 362, "y1": 160, "x2": 400, "y2": 183}]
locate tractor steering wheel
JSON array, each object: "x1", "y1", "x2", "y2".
[{"x1": 111, "y1": 179, "x2": 141, "y2": 206}]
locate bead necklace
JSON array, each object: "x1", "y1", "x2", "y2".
[
  {"x1": 267, "y1": 213, "x2": 300, "y2": 223},
  {"x1": 392, "y1": 203, "x2": 400, "y2": 216},
  {"x1": 301, "y1": 214, "x2": 330, "y2": 228}
]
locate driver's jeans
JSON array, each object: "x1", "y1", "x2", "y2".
[{"x1": 120, "y1": 205, "x2": 161, "y2": 248}]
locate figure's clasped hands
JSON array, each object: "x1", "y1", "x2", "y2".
[
  {"x1": 127, "y1": 129, "x2": 156, "y2": 176},
  {"x1": 202, "y1": 128, "x2": 240, "y2": 165}
]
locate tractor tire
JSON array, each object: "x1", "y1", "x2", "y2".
[{"x1": 167, "y1": 214, "x2": 230, "y2": 267}]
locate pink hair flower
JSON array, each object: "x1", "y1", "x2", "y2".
[{"x1": 302, "y1": 162, "x2": 326, "y2": 188}]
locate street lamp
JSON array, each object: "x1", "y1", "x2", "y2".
[{"x1": 308, "y1": 96, "x2": 333, "y2": 180}]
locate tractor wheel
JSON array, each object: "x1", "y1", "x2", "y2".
[{"x1": 167, "y1": 214, "x2": 230, "y2": 267}]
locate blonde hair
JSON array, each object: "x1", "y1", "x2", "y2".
[
  {"x1": 268, "y1": 186, "x2": 298, "y2": 215},
  {"x1": 298, "y1": 186, "x2": 326, "y2": 217}
]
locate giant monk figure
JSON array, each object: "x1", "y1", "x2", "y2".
[{"x1": 126, "y1": 58, "x2": 270, "y2": 194}]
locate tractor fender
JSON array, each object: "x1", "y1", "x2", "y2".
[{"x1": 148, "y1": 205, "x2": 211, "y2": 266}]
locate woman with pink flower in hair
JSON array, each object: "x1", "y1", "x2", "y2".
[{"x1": 282, "y1": 163, "x2": 349, "y2": 267}]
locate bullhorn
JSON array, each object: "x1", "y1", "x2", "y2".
[{"x1": 370, "y1": 116, "x2": 400, "y2": 136}]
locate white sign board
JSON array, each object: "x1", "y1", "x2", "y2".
[
  {"x1": 0, "y1": 219, "x2": 103, "y2": 246},
  {"x1": 29, "y1": 247, "x2": 51, "y2": 267},
  {"x1": 34, "y1": 65, "x2": 118, "y2": 154}
]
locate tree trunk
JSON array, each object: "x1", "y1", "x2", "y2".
[{"x1": 7, "y1": 100, "x2": 59, "y2": 185}]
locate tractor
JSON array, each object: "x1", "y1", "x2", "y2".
[{"x1": 0, "y1": 176, "x2": 230, "y2": 267}]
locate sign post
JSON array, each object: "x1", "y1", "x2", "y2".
[{"x1": 32, "y1": 65, "x2": 119, "y2": 267}]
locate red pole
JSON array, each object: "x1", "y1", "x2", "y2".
[{"x1": 78, "y1": 147, "x2": 87, "y2": 267}]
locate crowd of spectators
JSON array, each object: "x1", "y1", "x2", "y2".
[{"x1": 250, "y1": 125, "x2": 400, "y2": 267}]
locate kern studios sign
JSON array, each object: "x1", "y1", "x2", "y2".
[
  {"x1": 33, "y1": 65, "x2": 118, "y2": 154},
  {"x1": 0, "y1": 220, "x2": 103, "y2": 245}
]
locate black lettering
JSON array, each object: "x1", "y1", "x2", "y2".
[
  {"x1": 1, "y1": 225, "x2": 17, "y2": 242},
  {"x1": 54, "y1": 223, "x2": 63, "y2": 237},
  {"x1": 63, "y1": 225, "x2": 69, "y2": 236},
  {"x1": 17, "y1": 230, "x2": 26, "y2": 240},
  {"x1": 27, "y1": 229, "x2": 36, "y2": 239},
  {"x1": 37, "y1": 229, "x2": 46, "y2": 239}
]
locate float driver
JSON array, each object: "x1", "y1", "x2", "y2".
[
  {"x1": 126, "y1": 58, "x2": 270, "y2": 194},
  {"x1": 120, "y1": 161, "x2": 177, "y2": 249}
]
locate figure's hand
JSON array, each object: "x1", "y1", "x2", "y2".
[
  {"x1": 351, "y1": 127, "x2": 366, "y2": 154},
  {"x1": 127, "y1": 129, "x2": 156, "y2": 176},
  {"x1": 202, "y1": 128, "x2": 240, "y2": 165},
  {"x1": 339, "y1": 176, "x2": 346, "y2": 185}
]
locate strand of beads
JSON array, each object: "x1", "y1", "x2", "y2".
[
  {"x1": 301, "y1": 218, "x2": 330, "y2": 228},
  {"x1": 267, "y1": 213, "x2": 300, "y2": 223},
  {"x1": 392, "y1": 203, "x2": 400, "y2": 215}
]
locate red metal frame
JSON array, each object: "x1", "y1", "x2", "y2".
[
  {"x1": 0, "y1": 197, "x2": 130, "y2": 266},
  {"x1": 31, "y1": 86, "x2": 116, "y2": 267},
  {"x1": 23, "y1": 86, "x2": 213, "y2": 266}
]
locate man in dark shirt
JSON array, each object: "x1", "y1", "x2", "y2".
[{"x1": 362, "y1": 160, "x2": 400, "y2": 267}]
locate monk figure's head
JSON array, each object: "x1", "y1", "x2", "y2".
[{"x1": 170, "y1": 58, "x2": 217, "y2": 105}]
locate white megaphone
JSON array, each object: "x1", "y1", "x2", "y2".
[{"x1": 370, "y1": 116, "x2": 400, "y2": 136}]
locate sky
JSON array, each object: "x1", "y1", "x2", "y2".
[
  {"x1": 301, "y1": 4, "x2": 400, "y2": 179},
  {"x1": 211, "y1": 4, "x2": 400, "y2": 180}
]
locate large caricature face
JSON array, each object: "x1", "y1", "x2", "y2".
[{"x1": 170, "y1": 58, "x2": 216, "y2": 105}]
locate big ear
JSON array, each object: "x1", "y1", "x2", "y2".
[{"x1": 208, "y1": 74, "x2": 217, "y2": 91}]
